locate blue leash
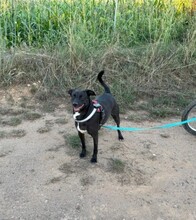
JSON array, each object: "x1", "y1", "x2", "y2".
[{"x1": 103, "y1": 118, "x2": 196, "y2": 132}]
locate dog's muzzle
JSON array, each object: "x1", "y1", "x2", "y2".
[{"x1": 73, "y1": 104, "x2": 84, "y2": 112}]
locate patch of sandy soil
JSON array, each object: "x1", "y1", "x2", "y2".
[{"x1": 0, "y1": 87, "x2": 196, "y2": 220}]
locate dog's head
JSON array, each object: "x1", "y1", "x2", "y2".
[{"x1": 68, "y1": 89, "x2": 96, "y2": 112}]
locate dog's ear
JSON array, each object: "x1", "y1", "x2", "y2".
[
  {"x1": 68, "y1": 89, "x2": 74, "y2": 96},
  {"x1": 85, "y1": 89, "x2": 96, "y2": 96}
]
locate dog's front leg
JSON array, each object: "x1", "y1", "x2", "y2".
[
  {"x1": 78, "y1": 132, "x2": 86, "y2": 158},
  {"x1": 91, "y1": 133, "x2": 98, "y2": 163}
]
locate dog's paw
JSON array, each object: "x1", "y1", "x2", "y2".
[
  {"x1": 118, "y1": 135, "x2": 124, "y2": 141},
  {"x1": 80, "y1": 150, "x2": 86, "y2": 158},
  {"x1": 90, "y1": 157, "x2": 97, "y2": 163}
]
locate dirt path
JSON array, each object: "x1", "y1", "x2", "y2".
[{"x1": 0, "y1": 88, "x2": 196, "y2": 220}]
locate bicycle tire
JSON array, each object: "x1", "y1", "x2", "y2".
[{"x1": 181, "y1": 100, "x2": 196, "y2": 136}]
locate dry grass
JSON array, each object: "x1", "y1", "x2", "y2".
[
  {"x1": 0, "y1": 129, "x2": 26, "y2": 139},
  {"x1": 0, "y1": 0, "x2": 195, "y2": 114},
  {"x1": 23, "y1": 112, "x2": 42, "y2": 121},
  {"x1": 1, "y1": 43, "x2": 195, "y2": 114},
  {"x1": 0, "y1": 117, "x2": 22, "y2": 126}
]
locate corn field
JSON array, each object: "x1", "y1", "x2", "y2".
[{"x1": 0, "y1": 0, "x2": 195, "y2": 48}]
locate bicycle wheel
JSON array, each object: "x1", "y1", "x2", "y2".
[{"x1": 181, "y1": 100, "x2": 196, "y2": 135}]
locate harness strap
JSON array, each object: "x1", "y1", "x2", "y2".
[
  {"x1": 73, "y1": 100, "x2": 104, "y2": 124},
  {"x1": 92, "y1": 100, "x2": 105, "y2": 125},
  {"x1": 92, "y1": 100, "x2": 103, "y2": 112},
  {"x1": 74, "y1": 108, "x2": 97, "y2": 123}
]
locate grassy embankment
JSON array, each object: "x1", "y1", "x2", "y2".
[{"x1": 0, "y1": 0, "x2": 195, "y2": 117}]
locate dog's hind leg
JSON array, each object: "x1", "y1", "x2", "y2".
[
  {"x1": 111, "y1": 108, "x2": 124, "y2": 140},
  {"x1": 78, "y1": 132, "x2": 87, "y2": 158}
]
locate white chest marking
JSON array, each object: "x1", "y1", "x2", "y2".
[
  {"x1": 73, "y1": 112, "x2": 86, "y2": 133},
  {"x1": 77, "y1": 123, "x2": 86, "y2": 133},
  {"x1": 73, "y1": 112, "x2": 80, "y2": 120}
]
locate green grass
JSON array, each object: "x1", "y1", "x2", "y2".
[
  {"x1": 9, "y1": 129, "x2": 26, "y2": 138},
  {"x1": 138, "y1": 94, "x2": 194, "y2": 118},
  {"x1": 0, "y1": 0, "x2": 194, "y2": 47},
  {"x1": 0, "y1": 107, "x2": 26, "y2": 116},
  {"x1": 65, "y1": 134, "x2": 81, "y2": 149},
  {"x1": 0, "y1": 131, "x2": 6, "y2": 139},
  {"x1": 55, "y1": 118, "x2": 68, "y2": 125},
  {"x1": 0, "y1": 117, "x2": 22, "y2": 126},
  {"x1": 23, "y1": 112, "x2": 42, "y2": 120},
  {"x1": 37, "y1": 126, "x2": 50, "y2": 134},
  {"x1": 108, "y1": 158, "x2": 126, "y2": 174},
  {"x1": 0, "y1": 129, "x2": 26, "y2": 138}
]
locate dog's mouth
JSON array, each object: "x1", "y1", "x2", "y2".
[{"x1": 73, "y1": 104, "x2": 84, "y2": 112}]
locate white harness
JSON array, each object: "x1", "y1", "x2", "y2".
[{"x1": 73, "y1": 108, "x2": 97, "y2": 133}]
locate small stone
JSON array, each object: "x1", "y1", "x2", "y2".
[{"x1": 160, "y1": 133, "x2": 170, "y2": 138}]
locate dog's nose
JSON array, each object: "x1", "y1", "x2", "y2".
[{"x1": 73, "y1": 103, "x2": 78, "y2": 107}]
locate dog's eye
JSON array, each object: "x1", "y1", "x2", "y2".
[
  {"x1": 79, "y1": 95, "x2": 83, "y2": 99},
  {"x1": 73, "y1": 94, "x2": 76, "y2": 98}
]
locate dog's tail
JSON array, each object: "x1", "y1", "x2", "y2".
[{"x1": 97, "y1": 70, "x2": 111, "y2": 93}]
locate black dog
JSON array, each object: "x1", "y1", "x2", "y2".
[{"x1": 68, "y1": 70, "x2": 123, "y2": 163}]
